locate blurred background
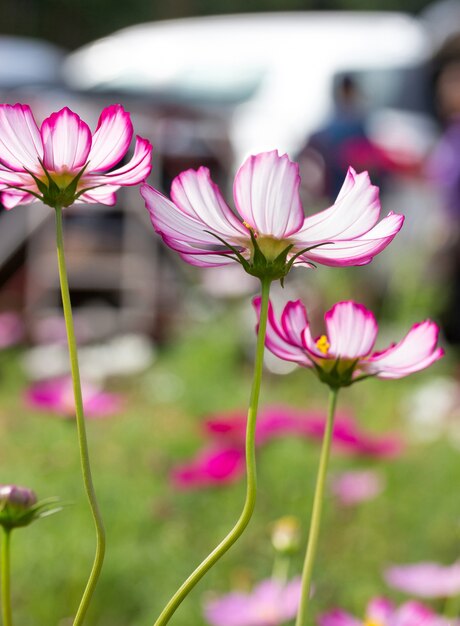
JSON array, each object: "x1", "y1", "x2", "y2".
[{"x1": 1, "y1": 0, "x2": 460, "y2": 624}]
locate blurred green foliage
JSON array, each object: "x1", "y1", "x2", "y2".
[{"x1": 0, "y1": 303, "x2": 454, "y2": 625}]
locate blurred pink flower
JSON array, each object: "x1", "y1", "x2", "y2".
[
  {"x1": 171, "y1": 446, "x2": 245, "y2": 489},
  {"x1": 142, "y1": 151, "x2": 403, "y2": 270},
  {"x1": 204, "y1": 577, "x2": 302, "y2": 626},
  {"x1": 319, "y1": 597, "x2": 453, "y2": 626},
  {"x1": 384, "y1": 562, "x2": 460, "y2": 598},
  {"x1": 205, "y1": 406, "x2": 403, "y2": 458},
  {"x1": 0, "y1": 104, "x2": 152, "y2": 209},
  {"x1": 330, "y1": 469, "x2": 385, "y2": 506},
  {"x1": 25, "y1": 377, "x2": 122, "y2": 419},
  {"x1": 254, "y1": 299, "x2": 443, "y2": 387},
  {"x1": 0, "y1": 312, "x2": 24, "y2": 348},
  {"x1": 173, "y1": 407, "x2": 402, "y2": 489}
]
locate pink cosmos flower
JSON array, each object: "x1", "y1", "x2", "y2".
[
  {"x1": 0, "y1": 103, "x2": 152, "y2": 209},
  {"x1": 384, "y1": 562, "x2": 460, "y2": 598},
  {"x1": 141, "y1": 151, "x2": 403, "y2": 273},
  {"x1": 254, "y1": 299, "x2": 443, "y2": 387},
  {"x1": 173, "y1": 407, "x2": 403, "y2": 490},
  {"x1": 319, "y1": 597, "x2": 453, "y2": 626},
  {"x1": 205, "y1": 407, "x2": 403, "y2": 458},
  {"x1": 330, "y1": 469, "x2": 385, "y2": 506},
  {"x1": 25, "y1": 376, "x2": 122, "y2": 419},
  {"x1": 204, "y1": 577, "x2": 302, "y2": 626},
  {"x1": 171, "y1": 446, "x2": 246, "y2": 489}
]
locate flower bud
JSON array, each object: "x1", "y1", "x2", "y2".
[
  {"x1": 271, "y1": 516, "x2": 301, "y2": 555},
  {"x1": 0, "y1": 484, "x2": 38, "y2": 529}
]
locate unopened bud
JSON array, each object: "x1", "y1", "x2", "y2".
[{"x1": 0, "y1": 484, "x2": 38, "y2": 529}]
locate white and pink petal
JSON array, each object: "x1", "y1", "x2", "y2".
[
  {"x1": 253, "y1": 298, "x2": 313, "y2": 367},
  {"x1": 141, "y1": 184, "x2": 241, "y2": 252},
  {"x1": 171, "y1": 166, "x2": 247, "y2": 240},
  {"x1": 297, "y1": 168, "x2": 381, "y2": 242},
  {"x1": 325, "y1": 301, "x2": 378, "y2": 359},
  {"x1": 86, "y1": 136, "x2": 152, "y2": 186},
  {"x1": 1, "y1": 189, "x2": 37, "y2": 209},
  {"x1": 234, "y1": 150, "x2": 304, "y2": 238},
  {"x1": 87, "y1": 104, "x2": 133, "y2": 172},
  {"x1": 365, "y1": 320, "x2": 444, "y2": 379},
  {"x1": 41, "y1": 107, "x2": 91, "y2": 173},
  {"x1": 294, "y1": 212, "x2": 405, "y2": 267},
  {"x1": 0, "y1": 104, "x2": 43, "y2": 173}
]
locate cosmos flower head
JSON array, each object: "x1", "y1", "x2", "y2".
[
  {"x1": 25, "y1": 376, "x2": 122, "y2": 419},
  {"x1": 384, "y1": 561, "x2": 460, "y2": 599},
  {"x1": 330, "y1": 469, "x2": 385, "y2": 506},
  {"x1": 142, "y1": 151, "x2": 403, "y2": 281},
  {"x1": 172, "y1": 407, "x2": 403, "y2": 490},
  {"x1": 254, "y1": 299, "x2": 443, "y2": 388},
  {"x1": 319, "y1": 597, "x2": 455, "y2": 626},
  {"x1": 0, "y1": 103, "x2": 152, "y2": 209},
  {"x1": 204, "y1": 577, "x2": 302, "y2": 626}
]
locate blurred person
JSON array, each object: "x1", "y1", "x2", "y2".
[
  {"x1": 297, "y1": 74, "x2": 390, "y2": 203},
  {"x1": 426, "y1": 34, "x2": 460, "y2": 345}
]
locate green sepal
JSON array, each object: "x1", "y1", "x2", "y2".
[
  {"x1": 0, "y1": 496, "x2": 63, "y2": 530},
  {"x1": 313, "y1": 356, "x2": 363, "y2": 389}
]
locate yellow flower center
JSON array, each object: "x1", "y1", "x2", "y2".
[
  {"x1": 364, "y1": 620, "x2": 384, "y2": 626},
  {"x1": 315, "y1": 335, "x2": 330, "y2": 355}
]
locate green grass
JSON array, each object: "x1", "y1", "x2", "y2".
[{"x1": 0, "y1": 305, "x2": 455, "y2": 625}]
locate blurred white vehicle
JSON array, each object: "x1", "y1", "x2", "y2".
[{"x1": 64, "y1": 12, "x2": 431, "y2": 165}]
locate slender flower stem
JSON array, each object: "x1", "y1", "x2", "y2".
[
  {"x1": 1, "y1": 528, "x2": 12, "y2": 626},
  {"x1": 54, "y1": 206, "x2": 106, "y2": 625},
  {"x1": 295, "y1": 387, "x2": 339, "y2": 626},
  {"x1": 154, "y1": 277, "x2": 272, "y2": 626}
]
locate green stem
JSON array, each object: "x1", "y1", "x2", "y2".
[
  {"x1": 1, "y1": 528, "x2": 12, "y2": 626},
  {"x1": 154, "y1": 277, "x2": 272, "y2": 626},
  {"x1": 271, "y1": 553, "x2": 290, "y2": 585},
  {"x1": 295, "y1": 387, "x2": 339, "y2": 626},
  {"x1": 54, "y1": 206, "x2": 106, "y2": 625}
]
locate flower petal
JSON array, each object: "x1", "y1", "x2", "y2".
[
  {"x1": 281, "y1": 300, "x2": 321, "y2": 356},
  {"x1": 366, "y1": 597, "x2": 395, "y2": 622},
  {"x1": 253, "y1": 297, "x2": 313, "y2": 367},
  {"x1": 142, "y1": 183, "x2": 240, "y2": 255},
  {"x1": 76, "y1": 185, "x2": 119, "y2": 206},
  {"x1": 233, "y1": 150, "x2": 304, "y2": 238},
  {"x1": 365, "y1": 321, "x2": 444, "y2": 379},
  {"x1": 325, "y1": 301, "x2": 378, "y2": 359},
  {"x1": 1, "y1": 190, "x2": 36, "y2": 209},
  {"x1": 41, "y1": 107, "x2": 91, "y2": 173},
  {"x1": 0, "y1": 167, "x2": 35, "y2": 189},
  {"x1": 394, "y1": 600, "x2": 438, "y2": 626},
  {"x1": 86, "y1": 136, "x2": 152, "y2": 185},
  {"x1": 299, "y1": 168, "x2": 381, "y2": 241},
  {"x1": 87, "y1": 104, "x2": 133, "y2": 171},
  {"x1": 177, "y1": 250, "x2": 237, "y2": 267},
  {"x1": 171, "y1": 166, "x2": 247, "y2": 238},
  {"x1": 0, "y1": 104, "x2": 43, "y2": 172},
  {"x1": 384, "y1": 562, "x2": 460, "y2": 598},
  {"x1": 294, "y1": 212, "x2": 405, "y2": 267},
  {"x1": 318, "y1": 609, "x2": 362, "y2": 626}
]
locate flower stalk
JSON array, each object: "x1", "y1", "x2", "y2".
[
  {"x1": 54, "y1": 206, "x2": 106, "y2": 625},
  {"x1": 154, "y1": 277, "x2": 272, "y2": 626},
  {"x1": 295, "y1": 387, "x2": 339, "y2": 626},
  {"x1": 1, "y1": 528, "x2": 12, "y2": 626}
]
